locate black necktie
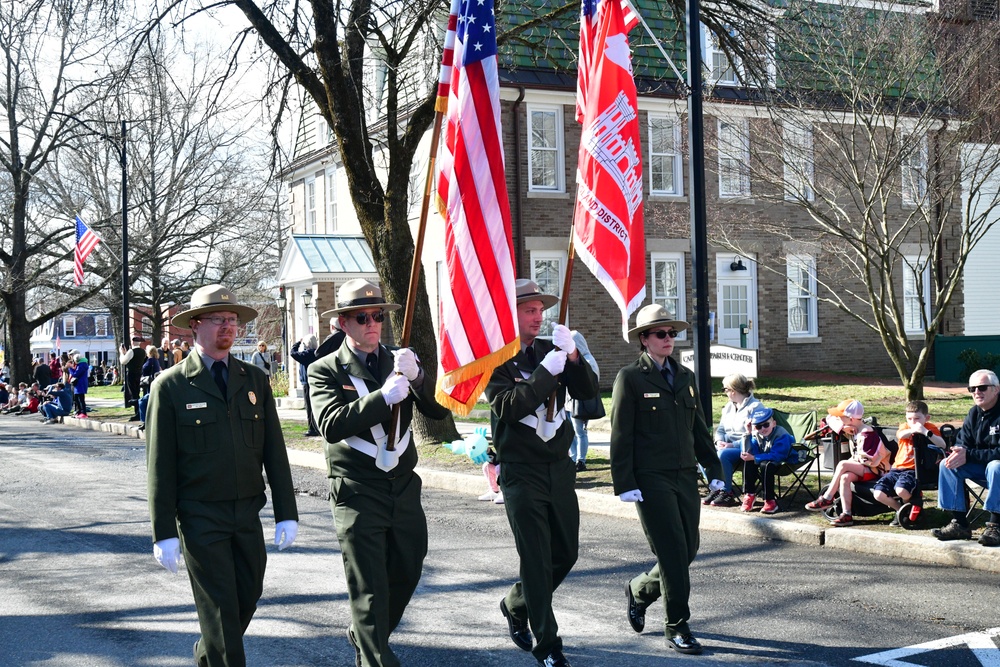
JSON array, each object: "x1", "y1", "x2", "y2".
[
  {"x1": 212, "y1": 360, "x2": 227, "y2": 398},
  {"x1": 525, "y1": 345, "x2": 537, "y2": 369},
  {"x1": 366, "y1": 352, "x2": 379, "y2": 379},
  {"x1": 661, "y1": 362, "x2": 674, "y2": 389}
]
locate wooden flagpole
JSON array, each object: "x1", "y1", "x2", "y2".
[
  {"x1": 386, "y1": 109, "x2": 445, "y2": 450},
  {"x1": 545, "y1": 231, "x2": 577, "y2": 421}
]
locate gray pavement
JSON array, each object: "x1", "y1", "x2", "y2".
[{"x1": 67, "y1": 396, "x2": 1000, "y2": 575}]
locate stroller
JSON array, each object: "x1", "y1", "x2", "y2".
[{"x1": 821, "y1": 423, "x2": 945, "y2": 529}]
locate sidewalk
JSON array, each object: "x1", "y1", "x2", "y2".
[{"x1": 58, "y1": 396, "x2": 1000, "y2": 574}]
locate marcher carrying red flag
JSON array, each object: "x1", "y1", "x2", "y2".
[
  {"x1": 434, "y1": 0, "x2": 519, "y2": 414},
  {"x1": 574, "y1": 0, "x2": 646, "y2": 340},
  {"x1": 73, "y1": 214, "x2": 101, "y2": 286}
]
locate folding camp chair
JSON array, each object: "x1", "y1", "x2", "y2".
[
  {"x1": 771, "y1": 409, "x2": 820, "y2": 509},
  {"x1": 937, "y1": 423, "x2": 990, "y2": 527}
]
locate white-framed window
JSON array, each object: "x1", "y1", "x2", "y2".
[
  {"x1": 325, "y1": 167, "x2": 338, "y2": 233},
  {"x1": 903, "y1": 254, "x2": 931, "y2": 335},
  {"x1": 706, "y1": 28, "x2": 738, "y2": 85},
  {"x1": 649, "y1": 115, "x2": 683, "y2": 195},
  {"x1": 901, "y1": 132, "x2": 928, "y2": 206},
  {"x1": 783, "y1": 122, "x2": 814, "y2": 202},
  {"x1": 718, "y1": 119, "x2": 750, "y2": 198},
  {"x1": 141, "y1": 317, "x2": 153, "y2": 338},
  {"x1": 63, "y1": 316, "x2": 76, "y2": 338},
  {"x1": 527, "y1": 105, "x2": 564, "y2": 192},
  {"x1": 305, "y1": 178, "x2": 317, "y2": 233},
  {"x1": 530, "y1": 250, "x2": 566, "y2": 335},
  {"x1": 651, "y1": 253, "x2": 687, "y2": 340},
  {"x1": 786, "y1": 254, "x2": 817, "y2": 337},
  {"x1": 704, "y1": 25, "x2": 775, "y2": 87},
  {"x1": 95, "y1": 316, "x2": 108, "y2": 338}
]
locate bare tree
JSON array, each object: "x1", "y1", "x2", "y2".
[
  {"x1": 0, "y1": 0, "x2": 128, "y2": 384},
  {"x1": 43, "y1": 32, "x2": 285, "y2": 346},
  {"x1": 714, "y1": 0, "x2": 1000, "y2": 399}
]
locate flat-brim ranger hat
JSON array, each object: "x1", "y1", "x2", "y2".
[
  {"x1": 171, "y1": 284, "x2": 259, "y2": 329},
  {"x1": 515, "y1": 278, "x2": 558, "y2": 310},
  {"x1": 627, "y1": 304, "x2": 691, "y2": 341},
  {"x1": 320, "y1": 279, "x2": 401, "y2": 319}
]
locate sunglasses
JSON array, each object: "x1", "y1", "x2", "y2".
[
  {"x1": 644, "y1": 329, "x2": 679, "y2": 339},
  {"x1": 352, "y1": 310, "x2": 386, "y2": 325},
  {"x1": 969, "y1": 384, "x2": 996, "y2": 393}
]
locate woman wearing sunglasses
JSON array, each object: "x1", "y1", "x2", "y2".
[{"x1": 609, "y1": 304, "x2": 723, "y2": 656}]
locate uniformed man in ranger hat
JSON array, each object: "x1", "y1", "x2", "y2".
[
  {"x1": 485, "y1": 278, "x2": 598, "y2": 667},
  {"x1": 146, "y1": 284, "x2": 299, "y2": 667},
  {"x1": 611, "y1": 304, "x2": 724, "y2": 656},
  {"x1": 307, "y1": 278, "x2": 449, "y2": 667}
]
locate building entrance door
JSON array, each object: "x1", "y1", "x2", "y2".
[{"x1": 716, "y1": 256, "x2": 758, "y2": 348}]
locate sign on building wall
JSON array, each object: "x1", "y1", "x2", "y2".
[{"x1": 679, "y1": 344, "x2": 758, "y2": 379}]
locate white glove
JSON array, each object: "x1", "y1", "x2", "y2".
[
  {"x1": 153, "y1": 537, "x2": 180, "y2": 574},
  {"x1": 709, "y1": 479, "x2": 725, "y2": 492},
  {"x1": 619, "y1": 489, "x2": 644, "y2": 503},
  {"x1": 551, "y1": 324, "x2": 576, "y2": 356},
  {"x1": 540, "y1": 349, "x2": 567, "y2": 376},
  {"x1": 392, "y1": 348, "x2": 419, "y2": 382},
  {"x1": 380, "y1": 373, "x2": 410, "y2": 406},
  {"x1": 274, "y1": 520, "x2": 298, "y2": 551}
]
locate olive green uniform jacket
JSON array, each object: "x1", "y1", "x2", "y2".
[
  {"x1": 609, "y1": 353, "x2": 722, "y2": 495},
  {"x1": 146, "y1": 352, "x2": 298, "y2": 542},
  {"x1": 484, "y1": 338, "x2": 599, "y2": 462},
  {"x1": 307, "y1": 342, "x2": 450, "y2": 478}
]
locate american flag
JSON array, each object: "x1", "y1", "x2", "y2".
[
  {"x1": 434, "y1": 0, "x2": 519, "y2": 415},
  {"x1": 577, "y1": 0, "x2": 638, "y2": 123},
  {"x1": 574, "y1": 0, "x2": 646, "y2": 339},
  {"x1": 73, "y1": 214, "x2": 101, "y2": 286}
]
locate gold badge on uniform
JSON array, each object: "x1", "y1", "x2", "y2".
[
  {"x1": 248, "y1": 391, "x2": 257, "y2": 405},
  {"x1": 689, "y1": 386, "x2": 695, "y2": 397}
]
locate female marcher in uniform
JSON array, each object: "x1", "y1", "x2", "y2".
[{"x1": 610, "y1": 304, "x2": 724, "y2": 656}]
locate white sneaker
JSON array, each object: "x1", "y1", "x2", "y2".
[
  {"x1": 493, "y1": 492, "x2": 505, "y2": 505},
  {"x1": 478, "y1": 491, "x2": 497, "y2": 501}
]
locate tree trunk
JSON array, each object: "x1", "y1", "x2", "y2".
[{"x1": 4, "y1": 289, "x2": 33, "y2": 385}]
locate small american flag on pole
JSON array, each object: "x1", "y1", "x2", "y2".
[
  {"x1": 434, "y1": 0, "x2": 519, "y2": 415},
  {"x1": 73, "y1": 214, "x2": 101, "y2": 286}
]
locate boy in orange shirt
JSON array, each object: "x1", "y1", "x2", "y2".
[{"x1": 872, "y1": 400, "x2": 946, "y2": 525}]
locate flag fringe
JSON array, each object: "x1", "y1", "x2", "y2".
[{"x1": 435, "y1": 337, "x2": 520, "y2": 416}]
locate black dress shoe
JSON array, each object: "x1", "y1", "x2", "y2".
[
  {"x1": 128, "y1": 415, "x2": 141, "y2": 422},
  {"x1": 346, "y1": 624, "x2": 361, "y2": 667},
  {"x1": 666, "y1": 631, "x2": 703, "y2": 655},
  {"x1": 500, "y1": 598, "x2": 533, "y2": 651},
  {"x1": 537, "y1": 648, "x2": 572, "y2": 667},
  {"x1": 625, "y1": 583, "x2": 645, "y2": 633}
]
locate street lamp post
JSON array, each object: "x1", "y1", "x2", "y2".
[
  {"x1": 54, "y1": 112, "x2": 130, "y2": 343},
  {"x1": 301, "y1": 289, "x2": 313, "y2": 335},
  {"x1": 275, "y1": 287, "x2": 288, "y2": 374}
]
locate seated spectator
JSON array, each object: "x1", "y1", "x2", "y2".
[
  {"x1": 704, "y1": 373, "x2": 762, "y2": 507},
  {"x1": 805, "y1": 399, "x2": 890, "y2": 526},
  {"x1": 40, "y1": 382, "x2": 74, "y2": 424},
  {"x1": 872, "y1": 400, "x2": 945, "y2": 525},
  {"x1": 2, "y1": 382, "x2": 28, "y2": 413},
  {"x1": 0, "y1": 382, "x2": 8, "y2": 407},
  {"x1": 11, "y1": 382, "x2": 41, "y2": 415},
  {"x1": 739, "y1": 407, "x2": 796, "y2": 514},
  {"x1": 933, "y1": 369, "x2": 1000, "y2": 546}
]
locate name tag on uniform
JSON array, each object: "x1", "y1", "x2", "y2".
[
  {"x1": 342, "y1": 384, "x2": 357, "y2": 391},
  {"x1": 186, "y1": 402, "x2": 208, "y2": 410},
  {"x1": 643, "y1": 392, "x2": 660, "y2": 399}
]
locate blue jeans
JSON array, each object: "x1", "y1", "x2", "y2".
[
  {"x1": 718, "y1": 447, "x2": 743, "y2": 492},
  {"x1": 569, "y1": 418, "x2": 589, "y2": 462},
  {"x1": 138, "y1": 394, "x2": 150, "y2": 423},
  {"x1": 937, "y1": 459, "x2": 1000, "y2": 513},
  {"x1": 40, "y1": 402, "x2": 69, "y2": 420}
]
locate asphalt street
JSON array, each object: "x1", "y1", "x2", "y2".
[{"x1": 1, "y1": 417, "x2": 999, "y2": 667}]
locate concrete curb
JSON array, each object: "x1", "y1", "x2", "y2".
[{"x1": 52, "y1": 412, "x2": 1000, "y2": 573}]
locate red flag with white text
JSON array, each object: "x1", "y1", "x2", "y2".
[
  {"x1": 574, "y1": 0, "x2": 646, "y2": 339},
  {"x1": 434, "y1": 0, "x2": 519, "y2": 414}
]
